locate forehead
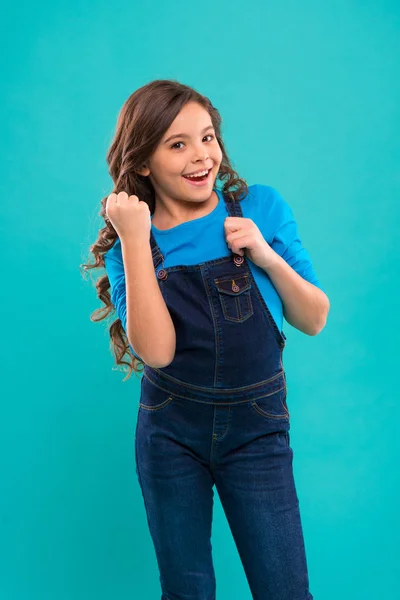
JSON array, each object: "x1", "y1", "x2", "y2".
[{"x1": 167, "y1": 103, "x2": 212, "y2": 132}]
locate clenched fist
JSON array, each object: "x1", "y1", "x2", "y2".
[{"x1": 106, "y1": 192, "x2": 151, "y2": 244}]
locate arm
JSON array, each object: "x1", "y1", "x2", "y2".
[
  {"x1": 121, "y1": 239, "x2": 176, "y2": 368},
  {"x1": 258, "y1": 185, "x2": 329, "y2": 336},
  {"x1": 262, "y1": 253, "x2": 330, "y2": 335}
]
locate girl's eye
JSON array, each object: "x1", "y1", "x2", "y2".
[{"x1": 171, "y1": 134, "x2": 214, "y2": 150}]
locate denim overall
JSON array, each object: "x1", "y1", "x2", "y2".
[{"x1": 135, "y1": 191, "x2": 313, "y2": 600}]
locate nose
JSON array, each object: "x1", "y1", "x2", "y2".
[{"x1": 192, "y1": 141, "x2": 209, "y2": 162}]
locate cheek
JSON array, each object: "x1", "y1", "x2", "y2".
[
  {"x1": 156, "y1": 155, "x2": 183, "y2": 177},
  {"x1": 213, "y1": 144, "x2": 223, "y2": 164},
  {"x1": 167, "y1": 154, "x2": 186, "y2": 172}
]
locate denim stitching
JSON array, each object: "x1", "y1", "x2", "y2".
[
  {"x1": 220, "y1": 291, "x2": 254, "y2": 323},
  {"x1": 146, "y1": 367, "x2": 284, "y2": 393},
  {"x1": 251, "y1": 386, "x2": 289, "y2": 420},
  {"x1": 212, "y1": 406, "x2": 231, "y2": 442},
  {"x1": 215, "y1": 274, "x2": 254, "y2": 323},
  {"x1": 201, "y1": 265, "x2": 221, "y2": 386},
  {"x1": 214, "y1": 274, "x2": 251, "y2": 287},
  {"x1": 142, "y1": 372, "x2": 287, "y2": 406},
  {"x1": 139, "y1": 395, "x2": 174, "y2": 412},
  {"x1": 246, "y1": 268, "x2": 286, "y2": 349},
  {"x1": 251, "y1": 403, "x2": 289, "y2": 420},
  {"x1": 251, "y1": 383, "x2": 290, "y2": 420}
]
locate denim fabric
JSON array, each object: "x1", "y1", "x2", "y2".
[{"x1": 134, "y1": 192, "x2": 313, "y2": 599}]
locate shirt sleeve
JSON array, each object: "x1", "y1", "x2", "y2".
[
  {"x1": 267, "y1": 186, "x2": 326, "y2": 293},
  {"x1": 103, "y1": 244, "x2": 144, "y2": 361}
]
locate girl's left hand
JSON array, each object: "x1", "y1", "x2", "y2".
[{"x1": 224, "y1": 216, "x2": 278, "y2": 271}]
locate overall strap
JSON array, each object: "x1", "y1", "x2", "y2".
[
  {"x1": 149, "y1": 230, "x2": 164, "y2": 269},
  {"x1": 223, "y1": 191, "x2": 244, "y2": 218}
]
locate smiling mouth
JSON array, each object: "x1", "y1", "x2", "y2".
[{"x1": 182, "y1": 168, "x2": 211, "y2": 182}]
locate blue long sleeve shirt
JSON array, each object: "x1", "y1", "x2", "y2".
[{"x1": 104, "y1": 184, "x2": 325, "y2": 361}]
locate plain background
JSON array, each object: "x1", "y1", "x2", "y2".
[{"x1": 1, "y1": 1, "x2": 399, "y2": 598}]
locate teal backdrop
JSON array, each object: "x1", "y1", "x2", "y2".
[{"x1": 1, "y1": 1, "x2": 399, "y2": 598}]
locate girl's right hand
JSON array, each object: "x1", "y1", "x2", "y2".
[{"x1": 106, "y1": 191, "x2": 151, "y2": 244}]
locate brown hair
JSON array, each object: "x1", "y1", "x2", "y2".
[{"x1": 80, "y1": 79, "x2": 249, "y2": 381}]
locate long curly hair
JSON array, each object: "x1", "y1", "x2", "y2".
[{"x1": 80, "y1": 79, "x2": 249, "y2": 381}]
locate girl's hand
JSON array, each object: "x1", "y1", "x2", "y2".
[
  {"x1": 106, "y1": 192, "x2": 151, "y2": 244},
  {"x1": 224, "y1": 216, "x2": 278, "y2": 271}
]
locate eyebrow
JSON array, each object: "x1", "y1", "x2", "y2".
[{"x1": 163, "y1": 124, "x2": 215, "y2": 144}]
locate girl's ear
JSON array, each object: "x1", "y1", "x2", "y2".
[{"x1": 137, "y1": 164, "x2": 151, "y2": 177}]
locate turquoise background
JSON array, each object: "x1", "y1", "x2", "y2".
[{"x1": 1, "y1": 1, "x2": 399, "y2": 598}]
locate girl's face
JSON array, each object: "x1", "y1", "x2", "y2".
[{"x1": 140, "y1": 101, "x2": 223, "y2": 203}]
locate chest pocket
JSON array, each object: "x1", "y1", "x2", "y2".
[{"x1": 214, "y1": 274, "x2": 254, "y2": 323}]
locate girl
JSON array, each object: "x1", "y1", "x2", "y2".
[{"x1": 84, "y1": 79, "x2": 329, "y2": 599}]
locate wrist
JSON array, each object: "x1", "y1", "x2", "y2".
[
  {"x1": 120, "y1": 236, "x2": 150, "y2": 251},
  {"x1": 260, "y1": 248, "x2": 281, "y2": 272}
]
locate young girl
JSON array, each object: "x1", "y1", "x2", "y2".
[{"x1": 85, "y1": 79, "x2": 329, "y2": 599}]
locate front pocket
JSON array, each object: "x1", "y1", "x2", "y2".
[
  {"x1": 250, "y1": 385, "x2": 290, "y2": 420},
  {"x1": 139, "y1": 386, "x2": 175, "y2": 412},
  {"x1": 214, "y1": 274, "x2": 253, "y2": 323}
]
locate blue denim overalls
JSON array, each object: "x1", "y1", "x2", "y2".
[{"x1": 135, "y1": 191, "x2": 313, "y2": 600}]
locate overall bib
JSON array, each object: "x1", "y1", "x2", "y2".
[{"x1": 135, "y1": 191, "x2": 313, "y2": 600}]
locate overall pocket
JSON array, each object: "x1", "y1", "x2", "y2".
[
  {"x1": 214, "y1": 274, "x2": 253, "y2": 323},
  {"x1": 139, "y1": 376, "x2": 175, "y2": 412},
  {"x1": 139, "y1": 392, "x2": 174, "y2": 412},
  {"x1": 250, "y1": 385, "x2": 290, "y2": 420}
]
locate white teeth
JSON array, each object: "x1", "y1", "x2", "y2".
[{"x1": 184, "y1": 169, "x2": 209, "y2": 178}]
